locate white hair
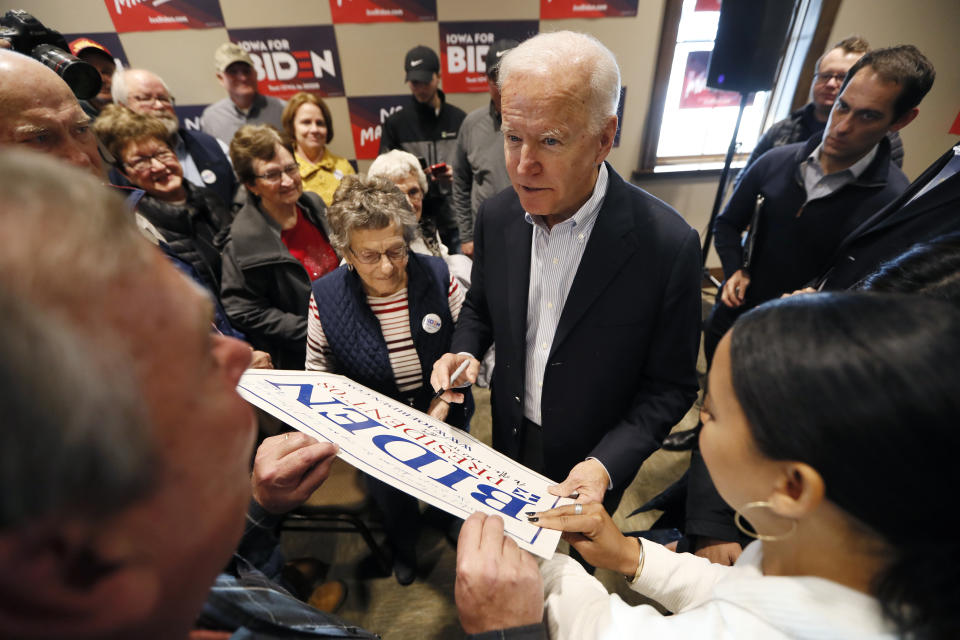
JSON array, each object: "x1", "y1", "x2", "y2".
[
  {"x1": 497, "y1": 31, "x2": 621, "y2": 134},
  {"x1": 367, "y1": 149, "x2": 428, "y2": 194},
  {"x1": 112, "y1": 67, "x2": 173, "y2": 107}
]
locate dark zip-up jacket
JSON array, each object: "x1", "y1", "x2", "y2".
[
  {"x1": 379, "y1": 90, "x2": 466, "y2": 233},
  {"x1": 715, "y1": 134, "x2": 908, "y2": 307},
  {"x1": 219, "y1": 189, "x2": 334, "y2": 369}
]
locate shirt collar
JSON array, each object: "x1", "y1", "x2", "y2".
[
  {"x1": 524, "y1": 163, "x2": 608, "y2": 231},
  {"x1": 806, "y1": 142, "x2": 879, "y2": 179}
]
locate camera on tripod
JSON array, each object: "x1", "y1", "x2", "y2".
[{"x1": 0, "y1": 9, "x2": 102, "y2": 100}]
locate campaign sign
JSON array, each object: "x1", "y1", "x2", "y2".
[
  {"x1": 174, "y1": 104, "x2": 206, "y2": 131},
  {"x1": 540, "y1": 0, "x2": 638, "y2": 19},
  {"x1": 439, "y1": 20, "x2": 538, "y2": 94},
  {"x1": 104, "y1": 0, "x2": 225, "y2": 33},
  {"x1": 63, "y1": 32, "x2": 130, "y2": 68},
  {"x1": 680, "y1": 51, "x2": 752, "y2": 109},
  {"x1": 329, "y1": 0, "x2": 437, "y2": 23},
  {"x1": 227, "y1": 26, "x2": 345, "y2": 99},
  {"x1": 238, "y1": 370, "x2": 570, "y2": 559},
  {"x1": 347, "y1": 94, "x2": 408, "y2": 160}
]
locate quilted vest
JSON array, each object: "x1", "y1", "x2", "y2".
[{"x1": 311, "y1": 252, "x2": 471, "y2": 426}]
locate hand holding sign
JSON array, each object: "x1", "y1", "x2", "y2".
[{"x1": 455, "y1": 512, "x2": 543, "y2": 634}]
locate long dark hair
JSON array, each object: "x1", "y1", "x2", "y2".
[{"x1": 729, "y1": 292, "x2": 960, "y2": 639}]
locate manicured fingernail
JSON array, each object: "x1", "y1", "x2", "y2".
[
  {"x1": 527, "y1": 517, "x2": 539, "y2": 523},
  {"x1": 525, "y1": 511, "x2": 537, "y2": 516}
]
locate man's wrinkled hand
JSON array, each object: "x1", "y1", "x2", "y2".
[
  {"x1": 430, "y1": 352, "x2": 478, "y2": 405},
  {"x1": 455, "y1": 513, "x2": 543, "y2": 634},
  {"x1": 548, "y1": 459, "x2": 609, "y2": 505},
  {"x1": 251, "y1": 433, "x2": 338, "y2": 514}
]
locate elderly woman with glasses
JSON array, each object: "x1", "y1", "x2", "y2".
[
  {"x1": 281, "y1": 92, "x2": 355, "y2": 206},
  {"x1": 305, "y1": 174, "x2": 472, "y2": 585},
  {"x1": 220, "y1": 124, "x2": 339, "y2": 369},
  {"x1": 93, "y1": 105, "x2": 231, "y2": 297},
  {"x1": 368, "y1": 149, "x2": 472, "y2": 288}
]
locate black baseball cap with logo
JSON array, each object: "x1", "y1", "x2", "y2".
[
  {"x1": 484, "y1": 39, "x2": 519, "y2": 78},
  {"x1": 404, "y1": 45, "x2": 440, "y2": 83}
]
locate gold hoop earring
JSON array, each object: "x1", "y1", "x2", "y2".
[{"x1": 734, "y1": 501, "x2": 798, "y2": 542}]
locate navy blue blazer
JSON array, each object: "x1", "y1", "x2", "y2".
[
  {"x1": 451, "y1": 164, "x2": 701, "y2": 506},
  {"x1": 818, "y1": 142, "x2": 960, "y2": 290}
]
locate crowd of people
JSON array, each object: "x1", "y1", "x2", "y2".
[{"x1": 2, "y1": 21, "x2": 959, "y2": 640}]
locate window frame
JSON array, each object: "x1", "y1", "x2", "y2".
[{"x1": 635, "y1": 0, "x2": 841, "y2": 176}]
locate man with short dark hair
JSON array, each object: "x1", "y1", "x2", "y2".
[
  {"x1": 201, "y1": 42, "x2": 286, "y2": 144},
  {"x1": 452, "y1": 39, "x2": 518, "y2": 258},
  {"x1": 736, "y1": 35, "x2": 904, "y2": 189},
  {"x1": 114, "y1": 67, "x2": 237, "y2": 206},
  {"x1": 68, "y1": 37, "x2": 116, "y2": 118},
  {"x1": 381, "y1": 44, "x2": 466, "y2": 252},
  {"x1": 694, "y1": 44, "x2": 935, "y2": 564}
]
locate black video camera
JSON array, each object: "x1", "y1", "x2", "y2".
[{"x1": 0, "y1": 9, "x2": 101, "y2": 100}]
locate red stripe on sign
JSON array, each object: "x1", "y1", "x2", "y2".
[{"x1": 293, "y1": 51, "x2": 309, "y2": 59}]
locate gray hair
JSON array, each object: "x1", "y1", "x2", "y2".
[
  {"x1": 112, "y1": 67, "x2": 173, "y2": 107},
  {"x1": 497, "y1": 31, "x2": 621, "y2": 135},
  {"x1": 367, "y1": 149, "x2": 428, "y2": 195},
  {"x1": 0, "y1": 149, "x2": 157, "y2": 528},
  {"x1": 327, "y1": 174, "x2": 420, "y2": 255}
]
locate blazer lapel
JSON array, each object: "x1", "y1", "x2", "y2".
[
  {"x1": 551, "y1": 168, "x2": 637, "y2": 356},
  {"x1": 505, "y1": 204, "x2": 533, "y2": 355}
]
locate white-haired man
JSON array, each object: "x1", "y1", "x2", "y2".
[
  {"x1": 0, "y1": 49, "x2": 103, "y2": 178},
  {"x1": 433, "y1": 32, "x2": 701, "y2": 518},
  {"x1": 114, "y1": 67, "x2": 238, "y2": 205}
]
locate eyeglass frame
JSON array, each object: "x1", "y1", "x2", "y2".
[
  {"x1": 128, "y1": 93, "x2": 176, "y2": 107},
  {"x1": 123, "y1": 147, "x2": 178, "y2": 173},
  {"x1": 813, "y1": 72, "x2": 847, "y2": 85},
  {"x1": 348, "y1": 244, "x2": 409, "y2": 265},
  {"x1": 253, "y1": 163, "x2": 300, "y2": 183}
]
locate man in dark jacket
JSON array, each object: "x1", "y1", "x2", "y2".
[
  {"x1": 114, "y1": 68, "x2": 238, "y2": 207},
  {"x1": 381, "y1": 45, "x2": 466, "y2": 252},
  {"x1": 692, "y1": 44, "x2": 935, "y2": 566},
  {"x1": 734, "y1": 36, "x2": 904, "y2": 190},
  {"x1": 706, "y1": 44, "x2": 934, "y2": 364}
]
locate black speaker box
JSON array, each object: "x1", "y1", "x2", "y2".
[{"x1": 707, "y1": 0, "x2": 795, "y2": 93}]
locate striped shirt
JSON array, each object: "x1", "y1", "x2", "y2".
[
  {"x1": 523, "y1": 163, "x2": 608, "y2": 425},
  {"x1": 305, "y1": 275, "x2": 465, "y2": 394}
]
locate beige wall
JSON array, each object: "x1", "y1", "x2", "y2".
[{"x1": 10, "y1": 0, "x2": 957, "y2": 267}]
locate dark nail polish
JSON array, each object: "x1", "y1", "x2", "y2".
[
  {"x1": 527, "y1": 517, "x2": 539, "y2": 523},
  {"x1": 525, "y1": 511, "x2": 537, "y2": 516}
]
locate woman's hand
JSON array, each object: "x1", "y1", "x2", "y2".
[{"x1": 530, "y1": 503, "x2": 641, "y2": 576}]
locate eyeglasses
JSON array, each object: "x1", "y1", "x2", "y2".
[
  {"x1": 349, "y1": 245, "x2": 408, "y2": 265},
  {"x1": 254, "y1": 163, "x2": 299, "y2": 183},
  {"x1": 124, "y1": 148, "x2": 177, "y2": 172},
  {"x1": 403, "y1": 186, "x2": 424, "y2": 201},
  {"x1": 814, "y1": 72, "x2": 846, "y2": 85},
  {"x1": 129, "y1": 94, "x2": 175, "y2": 106}
]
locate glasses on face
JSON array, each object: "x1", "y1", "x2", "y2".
[
  {"x1": 125, "y1": 148, "x2": 177, "y2": 172},
  {"x1": 254, "y1": 163, "x2": 299, "y2": 183},
  {"x1": 814, "y1": 72, "x2": 846, "y2": 85},
  {"x1": 130, "y1": 93, "x2": 174, "y2": 106},
  {"x1": 349, "y1": 244, "x2": 408, "y2": 265}
]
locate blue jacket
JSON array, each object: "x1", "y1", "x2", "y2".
[
  {"x1": 715, "y1": 134, "x2": 908, "y2": 307},
  {"x1": 311, "y1": 252, "x2": 472, "y2": 427}
]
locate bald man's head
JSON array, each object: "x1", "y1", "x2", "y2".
[{"x1": 0, "y1": 50, "x2": 103, "y2": 178}]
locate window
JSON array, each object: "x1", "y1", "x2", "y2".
[{"x1": 638, "y1": 0, "x2": 838, "y2": 174}]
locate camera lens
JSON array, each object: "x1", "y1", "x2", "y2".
[{"x1": 31, "y1": 44, "x2": 102, "y2": 100}]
